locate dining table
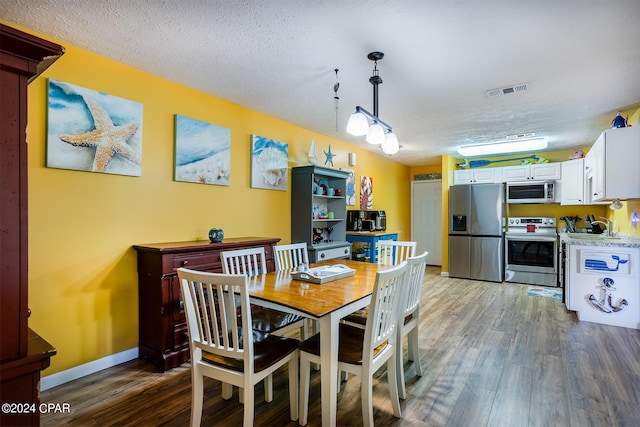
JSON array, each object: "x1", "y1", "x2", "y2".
[{"x1": 247, "y1": 258, "x2": 383, "y2": 427}]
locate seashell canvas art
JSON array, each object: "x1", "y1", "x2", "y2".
[{"x1": 250, "y1": 135, "x2": 288, "y2": 191}]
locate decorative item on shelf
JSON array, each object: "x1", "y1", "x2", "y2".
[
  {"x1": 345, "y1": 51, "x2": 399, "y2": 155},
  {"x1": 308, "y1": 137, "x2": 319, "y2": 165},
  {"x1": 521, "y1": 155, "x2": 548, "y2": 165},
  {"x1": 325, "y1": 227, "x2": 334, "y2": 242},
  {"x1": 208, "y1": 228, "x2": 224, "y2": 243},
  {"x1": 467, "y1": 155, "x2": 541, "y2": 168},
  {"x1": 324, "y1": 145, "x2": 336, "y2": 167},
  {"x1": 611, "y1": 112, "x2": 628, "y2": 128},
  {"x1": 568, "y1": 149, "x2": 584, "y2": 159},
  {"x1": 313, "y1": 228, "x2": 324, "y2": 244}
]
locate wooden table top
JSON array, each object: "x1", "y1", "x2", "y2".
[{"x1": 247, "y1": 259, "x2": 382, "y2": 318}]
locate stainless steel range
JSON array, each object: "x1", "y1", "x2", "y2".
[{"x1": 505, "y1": 217, "x2": 558, "y2": 287}]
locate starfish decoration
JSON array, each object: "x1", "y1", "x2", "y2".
[
  {"x1": 59, "y1": 95, "x2": 141, "y2": 173},
  {"x1": 324, "y1": 144, "x2": 336, "y2": 167}
]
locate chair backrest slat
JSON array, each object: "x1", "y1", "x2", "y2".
[
  {"x1": 274, "y1": 242, "x2": 309, "y2": 271},
  {"x1": 178, "y1": 268, "x2": 252, "y2": 363},
  {"x1": 377, "y1": 241, "x2": 417, "y2": 266},
  {"x1": 363, "y1": 262, "x2": 407, "y2": 359},
  {"x1": 402, "y1": 251, "x2": 428, "y2": 319},
  {"x1": 221, "y1": 247, "x2": 267, "y2": 276}
]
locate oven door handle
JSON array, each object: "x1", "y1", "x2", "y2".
[{"x1": 505, "y1": 234, "x2": 558, "y2": 242}]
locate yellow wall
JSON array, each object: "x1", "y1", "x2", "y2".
[{"x1": 4, "y1": 22, "x2": 411, "y2": 376}]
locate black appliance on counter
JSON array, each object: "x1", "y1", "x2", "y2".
[
  {"x1": 584, "y1": 214, "x2": 604, "y2": 234},
  {"x1": 347, "y1": 210, "x2": 386, "y2": 231}
]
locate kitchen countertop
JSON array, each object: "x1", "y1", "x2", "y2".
[{"x1": 559, "y1": 232, "x2": 640, "y2": 248}]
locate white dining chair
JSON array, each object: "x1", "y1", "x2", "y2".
[
  {"x1": 342, "y1": 240, "x2": 417, "y2": 329},
  {"x1": 273, "y1": 242, "x2": 313, "y2": 337},
  {"x1": 273, "y1": 242, "x2": 309, "y2": 271},
  {"x1": 377, "y1": 240, "x2": 417, "y2": 266},
  {"x1": 220, "y1": 247, "x2": 306, "y2": 338},
  {"x1": 221, "y1": 247, "x2": 307, "y2": 400},
  {"x1": 396, "y1": 251, "x2": 428, "y2": 399},
  {"x1": 177, "y1": 268, "x2": 299, "y2": 427},
  {"x1": 298, "y1": 262, "x2": 407, "y2": 427}
]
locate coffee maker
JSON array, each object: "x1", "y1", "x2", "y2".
[
  {"x1": 369, "y1": 210, "x2": 386, "y2": 231},
  {"x1": 347, "y1": 210, "x2": 365, "y2": 231}
]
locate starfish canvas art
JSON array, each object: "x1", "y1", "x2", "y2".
[{"x1": 47, "y1": 79, "x2": 143, "y2": 176}]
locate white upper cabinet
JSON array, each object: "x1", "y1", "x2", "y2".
[
  {"x1": 560, "y1": 158, "x2": 585, "y2": 205},
  {"x1": 502, "y1": 163, "x2": 562, "y2": 182},
  {"x1": 453, "y1": 168, "x2": 502, "y2": 184},
  {"x1": 586, "y1": 127, "x2": 640, "y2": 202}
]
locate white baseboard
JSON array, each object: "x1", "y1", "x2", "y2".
[
  {"x1": 441, "y1": 271, "x2": 449, "y2": 277},
  {"x1": 41, "y1": 347, "x2": 138, "y2": 391}
]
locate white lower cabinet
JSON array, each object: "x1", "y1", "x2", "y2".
[{"x1": 566, "y1": 243, "x2": 640, "y2": 329}]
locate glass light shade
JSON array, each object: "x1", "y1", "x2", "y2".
[
  {"x1": 609, "y1": 199, "x2": 623, "y2": 210},
  {"x1": 346, "y1": 112, "x2": 369, "y2": 136},
  {"x1": 381, "y1": 132, "x2": 399, "y2": 154},
  {"x1": 458, "y1": 138, "x2": 548, "y2": 156},
  {"x1": 366, "y1": 123, "x2": 385, "y2": 145}
]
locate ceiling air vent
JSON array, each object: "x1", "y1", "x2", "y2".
[{"x1": 486, "y1": 83, "x2": 530, "y2": 97}]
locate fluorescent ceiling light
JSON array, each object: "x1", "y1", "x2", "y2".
[{"x1": 458, "y1": 137, "x2": 548, "y2": 157}]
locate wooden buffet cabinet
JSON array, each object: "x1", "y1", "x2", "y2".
[
  {"x1": 133, "y1": 237, "x2": 281, "y2": 371},
  {"x1": 0, "y1": 25, "x2": 64, "y2": 426}
]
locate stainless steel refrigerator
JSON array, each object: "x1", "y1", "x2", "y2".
[{"x1": 448, "y1": 183, "x2": 505, "y2": 282}]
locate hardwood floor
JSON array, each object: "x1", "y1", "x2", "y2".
[{"x1": 41, "y1": 266, "x2": 640, "y2": 426}]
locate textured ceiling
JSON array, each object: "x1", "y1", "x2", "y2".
[{"x1": 2, "y1": 0, "x2": 640, "y2": 166}]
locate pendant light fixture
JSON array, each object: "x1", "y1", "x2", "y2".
[{"x1": 346, "y1": 52, "x2": 399, "y2": 155}]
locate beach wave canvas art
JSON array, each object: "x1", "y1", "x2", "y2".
[
  {"x1": 174, "y1": 115, "x2": 231, "y2": 185},
  {"x1": 47, "y1": 79, "x2": 143, "y2": 176}
]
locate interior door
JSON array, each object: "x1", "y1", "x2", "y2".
[{"x1": 411, "y1": 180, "x2": 442, "y2": 265}]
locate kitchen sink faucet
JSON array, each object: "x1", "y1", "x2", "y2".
[{"x1": 591, "y1": 217, "x2": 611, "y2": 237}]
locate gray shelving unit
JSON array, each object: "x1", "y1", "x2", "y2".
[{"x1": 291, "y1": 166, "x2": 352, "y2": 262}]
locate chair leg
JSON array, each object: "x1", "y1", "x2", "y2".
[
  {"x1": 409, "y1": 327, "x2": 423, "y2": 376},
  {"x1": 396, "y1": 330, "x2": 407, "y2": 400},
  {"x1": 222, "y1": 382, "x2": 233, "y2": 400},
  {"x1": 242, "y1": 382, "x2": 255, "y2": 427},
  {"x1": 191, "y1": 372, "x2": 204, "y2": 427},
  {"x1": 299, "y1": 352, "x2": 311, "y2": 426},
  {"x1": 288, "y1": 353, "x2": 299, "y2": 421},
  {"x1": 387, "y1": 356, "x2": 402, "y2": 418},
  {"x1": 264, "y1": 375, "x2": 273, "y2": 402},
  {"x1": 361, "y1": 369, "x2": 374, "y2": 427}
]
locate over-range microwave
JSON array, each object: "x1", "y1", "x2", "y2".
[{"x1": 506, "y1": 181, "x2": 555, "y2": 204}]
